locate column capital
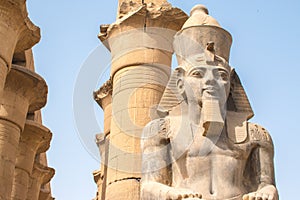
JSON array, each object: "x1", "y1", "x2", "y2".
[
  {"x1": 100, "y1": 2, "x2": 187, "y2": 41},
  {"x1": 94, "y1": 79, "x2": 112, "y2": 110},
  {"x1": 31, "y1": 162, "x2": 55, "y2": 188},
  {"x1": 98, "y1": 3, "x2": 188, "y2": 78},
  {"x1": 0, "y1": 65, "x2": 48, "y2": 130},
  {"x1": 16, "y1": 120, "x2": 52, "y2": 174},
  {"x1": 93, "y1": 169, "x2": 102, "y2": 184},
  {"x1": 27, "y1": 162, "x2": 55, "y2": 200},
  {"x1": 0, "y1": 1, "x2": 40, "y2": 69}
]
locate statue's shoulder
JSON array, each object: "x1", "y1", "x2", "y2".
[
  {"x1": 247, "y1": 122, "x2": 273, "y2": 146},
  {"x1": 142, "y1": 118, "x2": 170, "y2": 146}
]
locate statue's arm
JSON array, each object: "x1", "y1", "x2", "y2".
[
  {"x1": 140, "y1": 119, "x2": 202, "y2": 200},
  {"x1": 243, "y1": 124, "x2": 279, "y2": 200},
  {"x1": 140, "y1": 119, "x2": 173, "y2": 200},
  {"x1": 257, "y1": 134, "x2": 275, "y2": 189}
]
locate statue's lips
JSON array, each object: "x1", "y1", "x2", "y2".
[{"x1": 202, "y1": 87, "x2": 219, "y2": 98}]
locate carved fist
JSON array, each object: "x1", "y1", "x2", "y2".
[
  {"x1": 242, "y1": 185, "x2": 278, "y2": 200},
  {"x1": 166, "y1": 188, "x2": 202, "y2": 200}
]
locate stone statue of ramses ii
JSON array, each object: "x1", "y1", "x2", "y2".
[{"x1": 140, "y1": 5, "x2": 279, "y2": 200}]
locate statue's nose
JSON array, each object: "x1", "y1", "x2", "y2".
[{"x1": 203, "y1": 70, "x2": 216, "y2": 85}]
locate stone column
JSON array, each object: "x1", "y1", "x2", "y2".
[
  {"x1": 11, "y1": 120, "x2": 52, "y2": 200},
  {"x1": 99, "y1": 2, "x2": 187, "y2": 200},
  {"x1": 94, "y1": 79, "x2": 113, "y2": 200},
  {"x1": 0, "y1": 1, "x2": 40, "y2": 90},
  {"x1": 27, "y1": 162, "x2": 55, "y2": 200},
  {"x1": 0, "y1": 65, "x2": 47, "y2": 199}
]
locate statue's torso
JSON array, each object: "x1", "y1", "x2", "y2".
[{"x1": 167, "y1": 117, "x2": 257, "y2": 200}]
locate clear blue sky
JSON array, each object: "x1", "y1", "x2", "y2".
[{"x1": 27, "y1": 0, "x2": 300, "y2": 199}]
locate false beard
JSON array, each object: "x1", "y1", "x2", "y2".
[{"x1": 201, "y1": 99, "x2": 225, "y2": 137}]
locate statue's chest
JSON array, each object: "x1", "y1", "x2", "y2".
[{"x1": 169, "y1": 124, "x2": 251, "y2": 160}]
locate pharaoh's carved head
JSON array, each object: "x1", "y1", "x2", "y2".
[
  {"x1": 175, "y1": 54, "x2": 231, "y2": 111},
  {"x1": 158, "y1": 5, "x2": 253, "y2": 121}
]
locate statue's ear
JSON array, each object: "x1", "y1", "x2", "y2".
[
  {"x1": 175, "y1": 67, "x2": 185, "y2": 95},
  {"x1": 176, "y1": 78, "x2": 184, "y2": 95}
]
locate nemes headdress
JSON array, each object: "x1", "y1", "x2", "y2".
[{"x1": 158, "y1": 5, "x2": 254, "y2": 138}]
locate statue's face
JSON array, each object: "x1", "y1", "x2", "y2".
[{"x1": 179, "y1": 63, "x2": 231, "y2": 107}]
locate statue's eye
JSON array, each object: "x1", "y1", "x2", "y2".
[
  {"x1": 218, "y1": 71, "x2": 229, "y2": 81},
  {"x1": 191, "y1": 70, "x2": 204, "y2": 78}
]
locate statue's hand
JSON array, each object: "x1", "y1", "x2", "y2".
[
  {"x1": 242, "y1": 185, "x2": 278, "y2": 200},
  {"x1": 166, "y1": 188, "x2": 202, "y2": 200}
]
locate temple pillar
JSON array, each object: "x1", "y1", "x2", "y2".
[
  {"x1": 0, "y1": 1, "x2": 40, "y2": 90},
  {"x1": 27, "y1": 162, "x2": 55, "y2": 200},
  {"x1": 0, "y1": 65, "x2": 47, "y2": 199},
  {"x1": 98, "y1": 2, "x2": 187, "y2": 199},
  {"x1": 11, "y1": 120, "x2": 52, "y2": 200}
]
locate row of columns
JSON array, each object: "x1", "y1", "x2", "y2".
[
  {"x1": 93, "y1": 79, "x2": 112, "y2": 200},
  {"x1": 0, "y1": 1, "x2": 54, "y2": 200}
]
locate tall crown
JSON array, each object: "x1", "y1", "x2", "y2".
[{"x1": 174, "y1": 5, "x2": 232, "y2": 63}]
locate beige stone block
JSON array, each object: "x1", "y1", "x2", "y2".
[{"x1": 106, "y1": 179, "x2": 140, "y2": 200}]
